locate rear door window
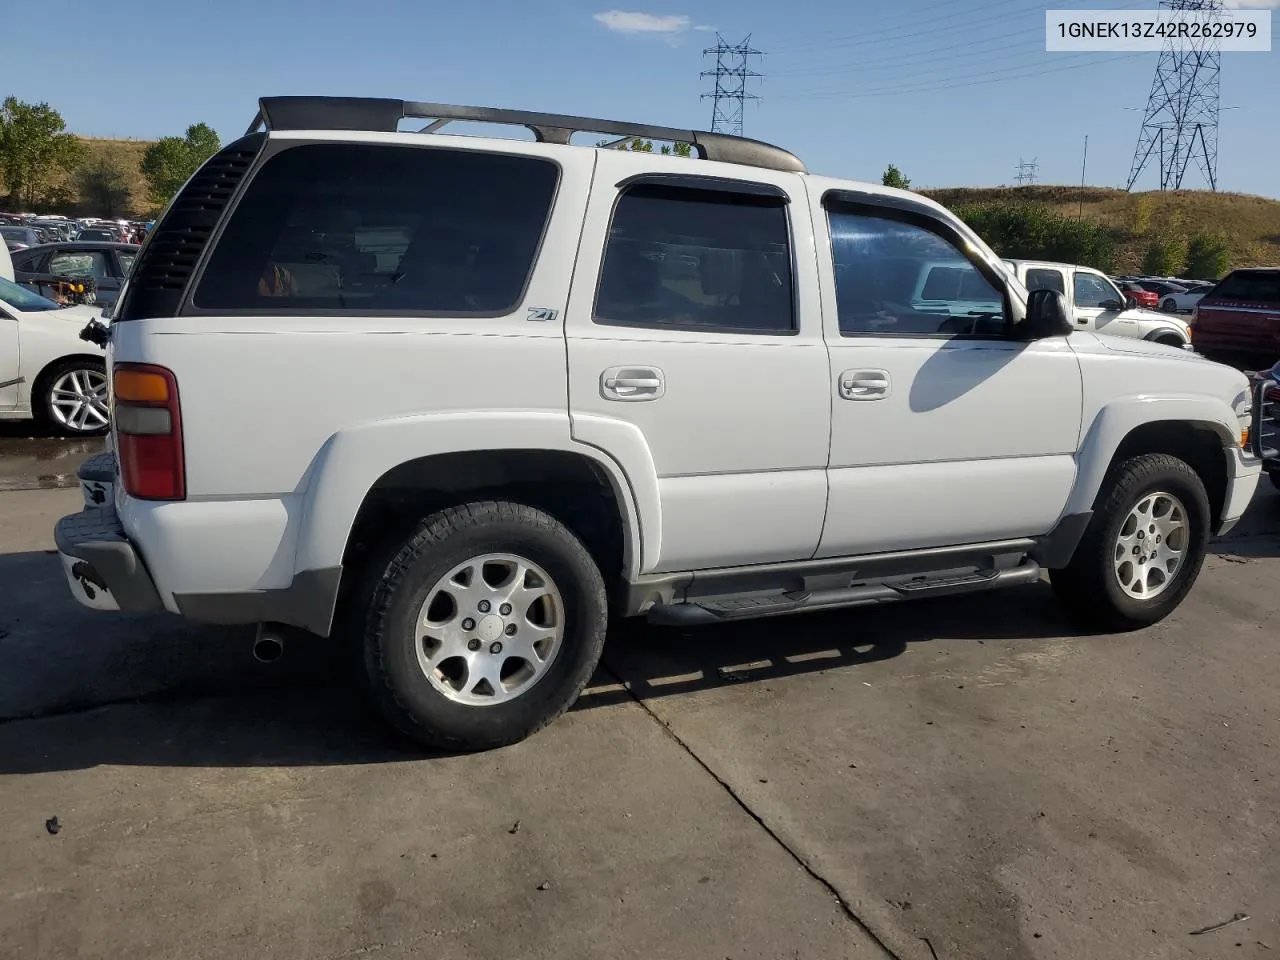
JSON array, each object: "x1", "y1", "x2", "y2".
[
  {"x1": 193, "y1": 144, "x2": 559, "y2": 315},
  {"x1": 1024, "y1": 268, "x2": 1065, "y2": 295},
  {"x1": 594, "y1": 183, "x2": 795, "y2": 333},
  {"x1": 1209, "y1": 271, "x2": 1280, "y2": 305}
]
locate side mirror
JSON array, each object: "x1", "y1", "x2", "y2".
[
  {"x1": 1020, "y1": 289, "x2": 1073, "y2": 340},
  {"x1": 1099, "y1": 298, "x2": 1124, "y2": 311}
]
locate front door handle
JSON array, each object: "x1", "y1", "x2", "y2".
[
  {"x1": 839, "y1": 369, "x2": 890, "y2": 401},
  {"x1": 601, "y1": 366, "x2": 665, "y2": 401}
]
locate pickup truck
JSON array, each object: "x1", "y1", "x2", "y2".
[
  {"x1": 53, "y1": 95, "x2": 1262, "y2": 751},
  {"x1": 1004, "y1": 259, "x2": 1191, "y2": 347}
]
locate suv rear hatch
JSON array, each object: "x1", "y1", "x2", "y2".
[{"x1": 1193, "y1": 268, "x2": 1280, "y2": 366}]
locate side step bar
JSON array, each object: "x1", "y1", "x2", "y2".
[{"x1": 646, "y1": 561, "x2": 1042, "y2": 626}]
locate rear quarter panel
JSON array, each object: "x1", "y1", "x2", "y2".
[{"x1": 110, "y1": 138, "x2": 601, "y2": 597}]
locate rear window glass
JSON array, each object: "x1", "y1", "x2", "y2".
[
  {"x1": 193, "y1": 144, "x2": 559, "y2": 314},
  {"x1": 1208, "y1": 271, "x2": 1280, "y2": 304}
]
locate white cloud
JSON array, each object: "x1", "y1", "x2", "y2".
[
  {"x1": 694, "y1": 24, "x2": 716, "y2": 31},
  {"x1": 593, "y1": 10, "x2": 691, "y2": 34},
  {"x1": 1223, "y1": 0, "x2": 1279, "y2": 7}
]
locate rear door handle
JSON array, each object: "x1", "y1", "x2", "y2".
[
  {"x1": 839, "y1": 369, "x2": 890, "y2": 400},
  {"x1": 602, "y1": 366, "x2": 665, "y2": 401}
]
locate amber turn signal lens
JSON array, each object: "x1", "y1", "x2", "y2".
[
  {"x1": 1241, "y1": 428, "x2": 1250, "y2": 448},
  {"x1": 114, "y1": 369, "x2": 170, "y2": 403}
]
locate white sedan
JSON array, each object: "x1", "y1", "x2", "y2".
[
  {"x1": 0, "y1": 277, "x2": 108, "y2": 435},
  {"x1": 1156, "y1": 285, "x2": 1206, "y2": 314}
]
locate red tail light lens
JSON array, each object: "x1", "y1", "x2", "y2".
[{"x1": 113, "y1": 363, "x2": 185, "y2": 500}]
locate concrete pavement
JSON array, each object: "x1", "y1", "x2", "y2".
[{"x1": 2, "y1": 476, "x2": 1279, "y2": 959}]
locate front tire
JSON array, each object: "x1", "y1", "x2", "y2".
[
  {"x1": 363, "y1": 501, "x2": 607, "y2": 751},
  {"x1": 1050, "y1": 454, "x2": 1209, "y2": 630},
  {"x1": 37, "y1": 358, "x2": 110, "y2": 436}
]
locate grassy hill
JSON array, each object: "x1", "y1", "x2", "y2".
[
  {"x1": 1, "y1": 136, "x2": 155, "y2": 217},
  {"x1": 923, "y1": 185, "x2": 1280, "y2": 273}
]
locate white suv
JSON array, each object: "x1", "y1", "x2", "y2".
[{"x1": 56, "y1": 97, "x2": 1263, "y2": 751}]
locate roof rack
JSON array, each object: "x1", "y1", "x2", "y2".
[{"x1": 245, "y1": 97, "x2": 806, "y2": 175}]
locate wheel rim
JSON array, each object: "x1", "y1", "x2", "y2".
[
  {"x1": 414, "y1": 552, "x2": 565, "y2": 706},
  {"x1": 49, "y1": 368, "x2": 109, "y2": 432},
  {"x1": 1113, "y1": 490, "x2": 1188, "y2": 600}
]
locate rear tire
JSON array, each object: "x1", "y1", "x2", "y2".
[
  {"x1": 362, "y1": 501, "x2": 607, "y2": 751},
  {"x1": 1161, "y1": 298, "x2": 1178, "y2": 313},
  {"x1": 1050, "y1": 454, "x2": 1209, "y2": 630}
]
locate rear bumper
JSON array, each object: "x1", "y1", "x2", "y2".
[{"x1": 55, "y1": 506, "x2": 164, "y2": 613}]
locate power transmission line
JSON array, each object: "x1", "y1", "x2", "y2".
[
  {"x1": 1125, "y1": 0, "x2": 1222, "y2": 191},
  {"x1": 770, "y1": 0, "x2": 1150, "y2": 57},
  {"x1": 700, "y1": 34, "x2": 763, "y2": 137},
  {"x1": 771, "y1": 51, "x2": 1146, "y2": 101},
  {"x1": 1014, "y1": 157, "x2": 1040, "y2": 185}
]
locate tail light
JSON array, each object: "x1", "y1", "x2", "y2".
[{"x1": 112, "y1": 363, "x2": 185, "y2": 500}]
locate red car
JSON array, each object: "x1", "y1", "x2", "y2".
[
  {"x1": 1115, "y1": 280, "x2": 1159, "y2": 309},
  {"x1": 1191, "y1": 268, "x2": 1280, "y2": 368}
]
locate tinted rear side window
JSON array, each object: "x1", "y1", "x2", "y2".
[
  {"x1": 1209, "y1": 270, "x2": 1280, "y2": 304},
  {"x1": 1024, "y1": 268, "x2": 1065, "y2": 295},
  {"x1": 594, "y1": 185, "x2": 794, "y2": 333},
  {"x1": 194, "y1": 144, "x2": 559, "y2": 315}
]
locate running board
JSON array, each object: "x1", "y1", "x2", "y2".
[{"x1": 645, "y1": 562, "x2": 1042, "y2": 626}]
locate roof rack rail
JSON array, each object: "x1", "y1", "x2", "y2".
[{"x1": 245, "y1": 97, "x2": 806, "y2": 175}]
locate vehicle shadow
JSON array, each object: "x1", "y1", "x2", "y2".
[
  {"x1": 1210, "y1": 482, "x2": 1280, "y2": 559},
  {"x1": 0, "y1": 558, "x2": 1083, "y2": 775}
]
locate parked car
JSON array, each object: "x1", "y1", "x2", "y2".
[
  {"x1": 0, "y1": 276, "x2": 108, "y2": 435},
  {"x1": 1004, "y1": 259, "x2": 1191, "y2": 346},
  {"x1": 75, "y1": 227, "x2": 121, "y2": 243},
  {"x1": 1, "y1": 225, "x2": 41, "y2": 251},
  {"x1": 0, "y1": 239, "x2": 11, "y2": 282},
  {"x1": 1157, "y1": 286, "x2": 1206, "y2": 314},
  {"x1": 1135, "y1": 279, "x2": 1189, "y2": 301},
  {"x1": 1191, "y1": 268, "x2": 1280, "y2": 367},
  {"x1": 54, "y1": 95, "x2": 1261, "y2": 751},
  {"x1": 1115, "y1": 280, "x2": 1159, "y2": 310},
  {"x1": 10, "y1": 242, "x2": 139, "y2": 307}
]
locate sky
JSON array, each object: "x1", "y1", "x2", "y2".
[{"x1": 5, "y1": 0, "x2": 1278, "y2": 197}]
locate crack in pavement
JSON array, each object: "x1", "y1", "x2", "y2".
[{"x1": 601, "y1": 658, "x2": 902, "y2": 960}]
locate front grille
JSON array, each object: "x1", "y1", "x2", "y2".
[
  {"x1": 1250, "y1": 376, "x2": 1278, "y2": 461},
  {"x1": 115, "y1": 134, "x2": 264, "y2": 321}
]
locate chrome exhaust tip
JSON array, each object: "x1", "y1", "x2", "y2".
[{"x1": 252, "y1": 626, "x2": 284, "y2": 664}]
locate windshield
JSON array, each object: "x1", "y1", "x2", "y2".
[
  {"x1": 1, "y1": 226, "x2": 33, "y2": 243},
  {"x1": 0, "y1": 275, "x2": 61, "y2": 312}
]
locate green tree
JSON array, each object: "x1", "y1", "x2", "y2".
[
  {"x1": 140, "y1": 122, "x2": 221, "y2": 206},
  {"x1": 955, "y1": 202, "x2": 1116, "y2": 273},
  {"x1": 0, "y1": 97, "x2": 85, "y2": 208},
  {"x1": 597, "y1": 137, "x2": 692, "y2": 157},
  {"x1": 1131, "y1": 195, "x2": 1155, "y2": 236},
  {"x1": 1184, "y1": 231, "x2": 1230, "y2": 280},
  {"x1": 1141, "y1": 233, "x2": 1187, "y2": 277},
  {"x1": 76, "y1": 155, "x2": 131, "y2": 217},
  {"x1": 881, "y1": 163, "x2": 910, "y2": 190}
]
